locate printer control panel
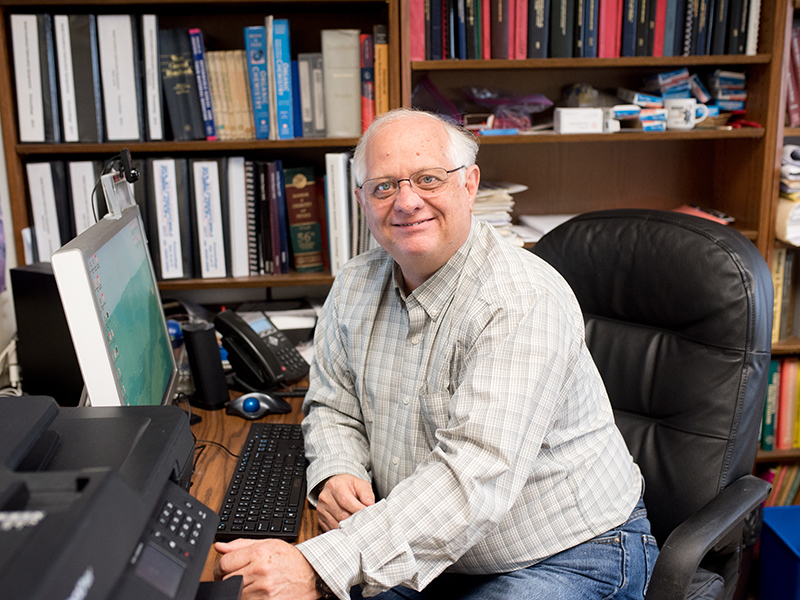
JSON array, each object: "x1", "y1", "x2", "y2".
[{"x1": 116, "y1": 482, "x2": 219, "y2": 600}]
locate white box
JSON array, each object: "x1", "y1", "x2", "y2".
[{"x1": 554, "y1": 108, "x2": 604, "y2": 134}]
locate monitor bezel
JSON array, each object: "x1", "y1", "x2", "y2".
[{"x1": 52, "y1": 205, "x2": 179, "y2": 407}]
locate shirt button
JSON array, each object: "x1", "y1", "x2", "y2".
[
  {"x1": 430, "y1": 309, "x2": 439, "y2": 318},
  {"x1": 411, "y1": 335, "x2": 420, "y2": 345},
  {"x1": 403, "y1": 397, "x2": 409, "y2": 405},
  {"x1": 392, "y1": 457, "x2": 399, "y2": 465}
]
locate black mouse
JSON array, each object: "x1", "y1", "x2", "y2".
[{"x1": 226, "y1": 392, "x2": 292, "y2": 420}]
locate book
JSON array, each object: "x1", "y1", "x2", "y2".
[
  {"x1": 188, "y1": 28, "x2": 217, "y2": 141},
  {"x1": 778, "y1": 356, "x2": 799, "y2": 450},
  {"x1": 726, "y1": 0, "x2": 746, "y2": 54},
  {"x1": 297, "y1": 53, "x2": 326, "y2": 138},
  {"x1": 67, "y1": 160, "x2": 102, "y2": 236},
  {"x1": 25, "y1": 161, "x2": 70, "y2": 261},
  {"x1": 267, "y1": 160, "x2": 290, "y2": 274},
  {"x1": 360, "y1": 34, "x2": 376, "y2": 133},
  {"x1": 205, "y1": 51, "x2": 230, "y2": 140},
  {"x1": 772, "y1": 247, "x2": 787, "y2": 345},
  {"x1": 97, "y1": 15, "x2": 143, "y2": 141},
  {"x1": 226, "y1": 156, "x2": 249, "y2": 279},
  {"x1": 762, "y1": 358, "x2": 780, "y2": 451},
  {"x1": 283, "y1": 167, "x2": 325, "y2": 273},
  {"x1": 779, "y1": 249, "x2": 797, "y2": 341},
  {"x1": 272, "y1": 19, "x2": 294, "y2": 140},
  {"x1": 528, "y1": 0, "x2": 551, "y2": 57},
  {"x1": 466, "y1": 0, "x2": 480, "y2": 59},
  {"x1": 291, "y1": 60, "x2": 304, "y2": 138},
  {"x1": 190, "y1": 159, "x2": 228, "y2": 279},
  {"x1": 490, "y1": 0, "x2": 510, "y2": 57},
  {"x1": 159, "y1": 28, "x2": 205, "y2": 141},
  {"x1": 583, "y1": 0, "x2": 600, "y2": 57},
  {"x1": 321, "y1": 30, "x2": 362, "y2": 138},
  {"x1": 264, "y1": 16, "x2": 278, "y2": 140},
  {"x1": 244, "y1": 160, "x2": 261, "y2": 276},
  {"x1": 709, "y1": 0, "x2": 729, "y2": 54},
  {"x1": 481, "y1": 0, "x2": 492, "y2": 58},
  {"x1": 744, "y1": 0, "x2": 759, "y2": 55},
  {"x1": 620, "y1": 0, "x2": 639, "y2": 56},
  {"x1": 662, "y1": 0, "x2": 679, "y2": 55},
  {"x1": 410, "y1": 0, "x2": 426, "y2": 60},
  {"x1": 256, "y1": 161, "x2": 274, "y2": 274},
  {"x1": 225, "y1": 49, "x2": 252, "y2": 140},
  {"x1": 324, "y1": 152, "x2": 352, "y2": 275},
  {"x1": 651, "y1": 0, "x2": 667, "y2": 56},
  {"x1": 635, "y1": 0, "x2": 650, "y2": 55},
  {"x1": 11, "y1": 14, "x2": 60, "y2": 143},
  {"x1": 514, "y1": 0, "x2": 528, "y2": 58},
  {"x1": 147, "y1": 157, "x2": 194, "y2": 280},
  {"x1": 141, "y1": 15, "x2": 164, "y2": 141},
  {"x1": 550, "y1": 0, "x2": 576, "y2": 57},
  {"x1": 244, "y1": 26, "x2": 270, "y2": 140},
  {"x1": 373, "y1": 26, "x2": 390, "y2": 117},
  {"x1": 430, "y1": 0, "x2": 445, "y2": 60},
  {"x1": 54, "y1": 15, "x2": 104, "y2": 143}
]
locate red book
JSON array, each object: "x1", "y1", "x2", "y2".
[
  {"x1": 788, "y1": 60, "x2": 800, "y2": 127},
  {"x1": 777, "y1": 356, "x2": 799, "y2": 450},
  {"x1": 650, "y1": 0, "x2": 667, "y2": 57},
  {"x1": 410, "y1": 0, "x2": 426, "y2": 60},
  {"x1": 598, "y1": 0, "x2": 622, "y2": 57},
  {"x1": 515, "y1": 0, "x2": 528, "y2": 58},
  {"x1": 507, "y1": 0, "x2": 516, "y2": 59},
  {"x1": 482, "y1": 0, "x2": 492, "y2": 58},
  {"x1": 359, "y1": 34, "x2": 375, "y2": 133}
]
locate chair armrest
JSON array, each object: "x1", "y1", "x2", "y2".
[{"x1": 645, "y1": 475, "x2": 771, "y2": 600}]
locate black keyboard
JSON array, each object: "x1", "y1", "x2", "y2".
[{"x1": 215, "y1": 423, "x2": 307, "y2": 542}]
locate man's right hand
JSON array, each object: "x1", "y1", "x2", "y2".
[{"x1": 316, "y1": 474, "x2": 375, "y2": 531}]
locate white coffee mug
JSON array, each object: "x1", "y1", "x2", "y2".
[{"x1": 665, "y1": 98, "x2": 709, "y2": 130}]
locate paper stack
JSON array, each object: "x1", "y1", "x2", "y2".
[
  {"x1": 514, "y1": 214, "x2": 578, "y2": 243},
  {"x1": 778, "y1": 145, "x2": 800, "y2": 245},
  {"x1": 474, "y1": 181, "x2": 528, "y2": 246}
]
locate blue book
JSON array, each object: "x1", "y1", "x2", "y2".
[
  {"x1": 244, "y1": 26, "x2": 270, "y2": 139},
  {"x1": 188, "y1": 28, "x2": 216, "y2": 140},
  {"x1": 271, "y1": 19, "x2": 294, "y2": 139},
  {"x1": 583, "y1": 0, "x2": 599, "y2": 58},
  {"x1": 291, "y1": 60, "x2": 303, "y2": 137},
  {"x1": 620, "y1": 0, "x2": 639, "y2": 56}
]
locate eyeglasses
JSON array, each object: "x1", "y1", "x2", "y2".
[{"x1": 357, "y1": 166, "x2": 465, "y2": 202}]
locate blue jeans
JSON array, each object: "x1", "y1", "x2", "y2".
[{"x1": 350, "y1": 496, "x2": 658, "y2": 600}]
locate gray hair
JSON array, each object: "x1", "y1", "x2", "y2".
[{"x1": 352, "y1": 109, "x2": 479, "y2": 186}]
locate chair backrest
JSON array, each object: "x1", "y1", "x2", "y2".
[{"x1": 532, "y1": 209, "x2": 773, "y2": 545}]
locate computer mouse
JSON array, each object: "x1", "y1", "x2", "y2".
[{"x1": 226, "y1": 392, "x2": 292, "y2": 420}]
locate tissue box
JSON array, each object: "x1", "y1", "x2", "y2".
[{"x1": 553, "y1": 108, "x2": 603, "y2": 134}]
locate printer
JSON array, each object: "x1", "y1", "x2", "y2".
[{"x1": 0, "y1": 396, "x2": 219, "y2": 600}]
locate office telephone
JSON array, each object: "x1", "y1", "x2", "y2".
[{"x1": 214, "y1": 310, "x2": 309, "y2": 391}]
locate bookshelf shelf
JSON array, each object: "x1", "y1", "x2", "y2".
[
  {"x1": 412, "y1": 54, "x2": 773, "y2": 71},
  {"x1": 757, "y1": 448, "x2": 800, "y2": 464},
  {"x1": 157, "y1": 271, "x2": 334, "y2": 291},
  {"x1": 474, "y1": 129, "x2": 766, "y2": 145}
]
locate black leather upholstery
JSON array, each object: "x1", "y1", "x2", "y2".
[{"x1": 531, "y1": 209, "x2": 773, "y2": 600}]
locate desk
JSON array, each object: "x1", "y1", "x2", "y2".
[{"x1": 188, "y1": 396, "x2": 321, "y2": 582}]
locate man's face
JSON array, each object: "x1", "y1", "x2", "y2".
[{"x1": 356, "y1": 118, "x2": 479, "y2": 288}]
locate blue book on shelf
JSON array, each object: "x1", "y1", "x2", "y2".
[
  {"x1": 244, "y1": 25, "x2": 270, "y2": 139},
  {"x1": 271, "y1": 19, "x2": 294, "y2": 139},
  {"x1": 291, "y1": 60, "x2": 303, "y2": 137},
  {"x1": 188, "y1": 28, "x2": 216, "y2": 140}
]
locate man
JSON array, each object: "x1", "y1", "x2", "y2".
[{"x1": 215, "y1": 109, "x2": 657, "y2": 599}]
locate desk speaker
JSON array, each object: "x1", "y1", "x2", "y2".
[{"x1": 182, "y1": 321, "x2": 228, "y2": 410}]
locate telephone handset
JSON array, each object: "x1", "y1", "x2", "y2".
[{"x1": 214, "y1": 310, "x2": 309, "y2": 391}]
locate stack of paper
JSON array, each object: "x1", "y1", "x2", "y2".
[
  {"x1": 514, "y1": 214, "x2": 578, "y2": 243},
  {"x1": 777, "y1": 145, "x2": 800, "y2": 245},
  {"x1": 474, "y1": 181, "x2": 528, "y2": 246}
]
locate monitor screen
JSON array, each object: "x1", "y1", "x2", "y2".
[{"x1": 52, "y1": 205, "x2": 178, "y2": 407}]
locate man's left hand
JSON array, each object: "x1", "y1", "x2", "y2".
[{"x1": 214, "y1": 538, "x2": 320, "y2": 600}]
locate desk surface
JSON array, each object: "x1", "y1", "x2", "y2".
[{"x1": 188, "y1": 396, "x2": 321, "y2": 582}]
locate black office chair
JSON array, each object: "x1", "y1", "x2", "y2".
[{"x1": 531, "y1": 209, "x2": 773, "y2": 600}]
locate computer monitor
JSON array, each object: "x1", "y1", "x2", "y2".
[{"x1": 52, "y1": 204, "x2": 178, "y2": 407}]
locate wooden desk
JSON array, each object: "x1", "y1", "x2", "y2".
[{"x1": 187, "y1": 397, "x2": 321, "y2": 581}]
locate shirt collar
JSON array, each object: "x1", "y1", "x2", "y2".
[{"x1": 392, "y1": 218, "x2": 479, "y2": 320}]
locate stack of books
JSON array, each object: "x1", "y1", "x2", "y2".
[
  {"x1": 474, "y1": 181, "x2": 528, "y2": 246},
  {"x1": 776, "y1": 145, "x2": 800, "y2": 247}
]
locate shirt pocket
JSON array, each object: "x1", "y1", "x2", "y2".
[{"x1": 418, "y1": 390, "x2": 451, "y2": 448}]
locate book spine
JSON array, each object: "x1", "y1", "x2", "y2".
[
  {"x1": 513, "y1": 0, "x2": 527, "y2": 58},
  {"x1": 709, "y1": 0, "x2": 728, "y2": 54},
  {"x1": 142, "y1": 15, "x2": 164, "y2": 141},
  {"x1": 583, "y1": 0, "x2": 600, "y2": 57},
  {"x1": 762, "y1": 358, "x2": 780, "y2": 451},
  {"x1": 54, "y1": 15, "x2": 79, "y2": 142},
  {"x1": 25, "y1": 162, "x2": 63, "y2": 261},
  {"x1": 410, "y1": 0, "x2": 427, "y2": 60},
  {"x1": 635, "y1": 0, "x2": 650, "y2": 55},
  {"x1": 430, "y1": 0, "x2": 444, "y2": 59},
  {"x1": 190, "y1": 159, "x2": 227, "y2": 278},
  {"x1": 651, "y1": 0, "x2": 667, "y2": 56},
  {"x1": 149, "y1": 157, "x2": 191, "y2": 279},
  {"x1": 227, "y1": 156, "x2": 249, "y2": 278},
  {"x1": 490, "y1": 0, "x2": 510, "y2": 58},
  {"x1": 457, "y1": 0, "x2": 468, "y2": 59},
  {"x1": 772, "y1": 247, "x2": 787, "y2": 344},
  {"x1": 159, "y1": 28, "x2": 206, "y2": 141},
  {"x1": 11, "y1": 15, "x2": 46, "y2": 142},
  {"x1": 744, "y1": 0, "x2": 759, "y2": 55},
  {"x1": 272, "y1": 19, "x2": 294, "y2": 139},
  {"x1": 321, "y1": 29, "x2": 361, "y2": 138},
  {"x1": 256, "y1": 161, "x2": 273, "y2": 274},
  {"x1": 528, "y1": 0, "x2": 551, "y2": 58},
  {"x1": 778, "y1": 357, "x2": 799, "y2": 450},
  {"x1": 291, "y1": 60, "x2": 304, "y2": 138},
  {"x1": 360, "y1": 34, "x2": 376, "y2": 133},
  {"x1": 481, "y1": 0, "x2": 492, "y2": 57},
  {"x1": 283, "y1": 167, "x2": 324, "y2": 273},
  {"x1": 663, "y1": 0, "x2": 678, "y2": 55},
  {"x1": 67, "y1": 160, "x2": 100, "y2": 235},
  {"x1": 189, "y1": 29, "x2": 217, "y2": 140},
  {"x1": 97, "y1": 15, "x2": 142, "y2": 141},
  {"x1": 373, "y1": 26, "x2": 389, "y2": 117},
  {"x1": 550, "y1": 0, "x2": 576, "y2": 57},
  {"x1": 575, "y1": 0, "x2": 585, "y2": 56},
  {"x1": 620, "y1": 0, "x2": 638, "y2": 56},
  {"x1": 39, "y1": 15, "x2": 61, "y2": 143},
  {"x1": 244, "y1": 26, "x2": 270, "y2": 140}
]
